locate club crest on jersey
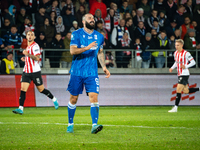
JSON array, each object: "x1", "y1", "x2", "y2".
[
  {"x1": 94, "y1": 35, "x2": 97, "y2": 40},
  {"x1": 83, "y1": 35, "x2": 85, "y2": 38}
]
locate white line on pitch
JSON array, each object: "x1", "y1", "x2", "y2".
[{"x1": 0, "y1": 122, "x2": 196, "y2": 130}]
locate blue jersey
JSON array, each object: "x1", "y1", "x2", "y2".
[{"x1": 70, "y1": 28, "x2": 104, "y2": 77}]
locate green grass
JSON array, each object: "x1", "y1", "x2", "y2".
[{"x1": 0, "y1": 106, "x2": 200, "y2": 150}]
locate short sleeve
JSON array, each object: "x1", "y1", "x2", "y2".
[
  {"x1": 100, "y1": 34, "x2": 104, "y2": 50},
  {"x1": 186, "y1": 52, "x2": 194, "y2": 62},
  {"x1": 70, "y1": 31, "x2": 79, "y2": 47},
  {"x1": 33, "y1": 44, "x2": 41, "y2": 56}
]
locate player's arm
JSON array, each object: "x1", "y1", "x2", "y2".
[
  {"x1": 98, "y1": 49, "x2": 110, "y2": 78},
  {"x1": 23, "y1": 50, "x2": 40, "y2": 61},
  {"x1": 181, "y1": 52, "x2": 196, "y2": 69},
  {"x1": 169, "y1": 62, "x2": 177, "y2": 72},
  {"x1": 70, "y1": 41, "x2": 97, "y2": 55}
]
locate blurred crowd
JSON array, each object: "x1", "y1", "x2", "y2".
[{"x1": 1, "y1": 0, "x2": 200, "y2": 74}]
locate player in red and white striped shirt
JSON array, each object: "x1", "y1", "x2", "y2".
[
  {"x1": 168, "y1": 39, "x2": 199, "y2": 112},
  {"x1": 12, "y1": 31, "x2": 59, "y2": 115}
]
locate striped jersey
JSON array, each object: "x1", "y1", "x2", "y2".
[
  {"x1": 23, "y1": 42, "x2": 41, "y2": 73},
  {"x1": 174, "y1": 49, "x2": 194, "y2": 76}
]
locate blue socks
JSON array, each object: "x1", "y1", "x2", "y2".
[
  {"x1": 68, "y1": 102, "x2": 76, "y2": 124},
  {"x1": 90, "y1": 103, "x2": 99, "y2": 126}
]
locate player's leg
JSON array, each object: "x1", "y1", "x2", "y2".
[
  {"x1": 36, "y1": 84, "x2": 59, "y2": 109},
  {"x1": 67, "y1": 94, "x2": 79, "y2": 133},
  {"x1": 169, "y1": 83, "x2": 185, "y2": 112},
  {"x1": 89, "y1": 92, "x2": 103, "y2": 134},
  {"x1": 33, "y1": 71, "x2": 59, "y2": 109},
  {"x1": 13, "y1": 72, "x2": 31, "y2": 114},
  {"x1": 12, "y1": 82, "x2": 30, "y2": 114},
  {"x1": 66, "y1": 75, "x2": 83, "y2": 133},
  {"x1": 85, "y1": 76, "x2": 103, "y2": 134}
]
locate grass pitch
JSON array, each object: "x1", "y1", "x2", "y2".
[{"x1": 0, "y1": 106, "x2": 200, "y2": 150}]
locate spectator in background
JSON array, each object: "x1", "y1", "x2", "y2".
[
  {"x1": 131, "y1": 9, "x2": 136, "y2": 19},
  {"x1": 104, "y1": 8, "x2": 118, "y2": 36},
  {"x1": 59, "y1": 0, "x2": 66, "y2": 13},
  {"x1": 75, "y1": 5, "x2": 86, "y2": 28},
  {"x1": 35, "y1": 31, "x2": 50, "y2": 61},
  {"x1": 150, "y1": 28, "x2": 159, "y2": 68},
  {"x1": 110, "y1": 2, "x2": 120, "y2": 20},
  {"x1": 123, "y1": 12, "x2": 131, "y2": 20},
  {"x1": 147, "y1": 9, "x2": 158, "y2": 32},
  {"x1": 0, "y1": 38, "x2": 5, "y2": 59},
  {"x1": 126, "y1": 17, "x2": 135, "y2": 41},
  {"x1": 111, "y1": 19, "x2": 130, "y2": 48},
  {"x1": 69, "y1": 21, "x2": 80, "y2": 33},
  {"x1": 133, "y1": 38, "x2": 143, "y2": 68},
  {"x1": 134, "y1": 21, "x2": 146, "y2": 42},
  {"x1": 180, "y1": 16, "x2": 194, "y2": 40},
  {"x1": 158, "y1": 11, "x2": 169, "y2": 31},
  {"x1": 165, "y1": 19, "x2": 179, "y2": 38},
  {"x1": 20, "y1": 0, "x2": 33, "y2": 15},
  {"x1": 193, "y1": 4, "x2": 200, "y2": 33},
  {"x1": 164, "y1": 0, "x2": 177, "y2": 22},
  {"x1": 4, "y1": 5, "x2": 17, "y2": 26},
  {"x1": 141, "y1": 32, "x2": 155, "y2": 68},
  {"x1": 149, "y1": 18, "x2": 161, "y2": 33},
  {"x1": 46, "y1": 0, "x2": 61, "y2": 16},
  {"x1": 35, "y1": 7, "x2": 50, "y2": 34},
  {"x1": 152, "y1": 30, "x2": 169, "y2": 68},
  {"x1": 49, "y1": 11, "x2": 57, "y2": 27},
  {"x1": 20, "y1": 16, "x2": 35, "y2": 38},
  {"x1": 138, "y1": 0, "x2": 151, "y2": 20},
  {"x1": 133, "y1": 8, "x2": 146, "y2": 27},
  {"x1": 55, "y1": 16, "x2": 66, "y2": 37},
  {"x1": 154, "y1": 0, "x2": 166, "y2": 14},
  {"x1": 60, "y1": 32, "x2": 73, "y2": 68},
  {"x1": 61, "y1": 0, "x2": 75, "y2": 16},
  {"x1": 100, "y1": 31, "x2": 110, "y2": 49},
  {"x1": 40, "y1": 17, "x2": 55, "y2": 43},
  {"x1": 185, "y1": 0, "x2": 193, "y2": 20},
  {"x1": 0, "y1": 51, "x2": 15, "y2": 74},
  {"x1": 184, "y1": 28, "x2": 200, "y2": 57},
  {"x1": 39, "y1": 0, "x2": 52, "y2": 13},
  {"x1": 191, "y1": 20, "x2": 200, "y2": 43},
  {"x1": 174, "y1": 29, "x2": 181, "y2": 39},
  {"x1": 120, "y1": 0, "x2": 130, "y2": 15},
  {"x1": 0, "y1": 0, "x2": 20, "y2": 16},
  {"x1": 1, "y1": 19, "x2": 11, "y2": 38},
  {"x1": 16, "y1": 7, "x2": 30, "y2": 30},
  {"x1": 62, "y1": 8, "x2": 76, "y2": 32},
  {"x1": 167, "y1": 35, "x2": 176, "y2": 67},
  {"x1": 49, "y1": 33, "x2": 64, "y2": 68},
  {"x1": 105, "y1": 51, "x2": 114, "y2": 68},
  {"x1": 118, "y1": 32, "x2": 132, "y2": 68},
  {"x1": 89, "y1": 0, "x2": 107, "y2": 19},
  {"x1": 75, "y1": 0, "x2": 89, "y2": 13},
  {"x1": 3, "y1": 25, "x2": 22, "y2": 64},
  {"x1": 94, "y1": 9, "x2": 104, "y2": 26},
  {"x1": 174, "y1": 5, "x2": 186, "y2": 28},
  {"x1": 96, "y1": 20, "x2": 108, "y2": 40}
]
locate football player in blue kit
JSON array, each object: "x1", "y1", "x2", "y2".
[{"x1": 66, "y1": 13, "x2": 110, "y2": 134}]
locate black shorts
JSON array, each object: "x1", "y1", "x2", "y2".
[
  {"x1": 178, "y1": 76, "x2": 189, "y2": 85},
  {"x1": 21, "y1": 71, "x2": 43, "y2": 86}
]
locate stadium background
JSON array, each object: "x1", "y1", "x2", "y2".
[{"x1": 1, "y1": 74, "x2": 200, "y2": 107}]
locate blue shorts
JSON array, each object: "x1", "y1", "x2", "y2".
[{"x1": 67, "y1": 75, "x2": 100, "y2": 96}]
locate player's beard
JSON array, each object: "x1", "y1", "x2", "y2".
[{"x1": 85, "y1": 21, "x2": 95, "y2": 30}]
